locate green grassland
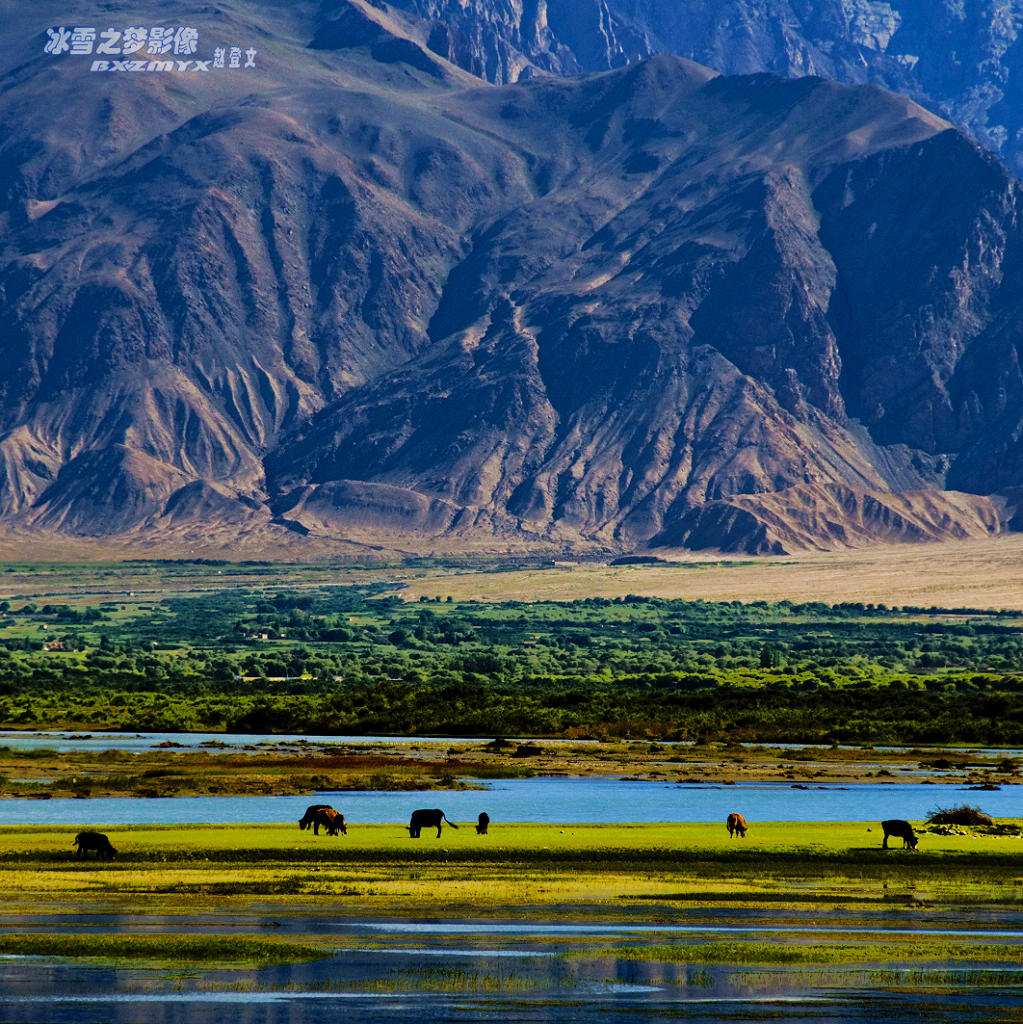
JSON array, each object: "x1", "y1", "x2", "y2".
[
  {"x1": 0, "y1": 559, "x2": 1020, "y2": 743},
  {"x1": 4, "y1": 821, "x2": 1022, "y2": 910}
]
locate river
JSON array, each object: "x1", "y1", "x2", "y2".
[{"x1": 0, "y1": 778, "x2": 1016, "y2": 826}]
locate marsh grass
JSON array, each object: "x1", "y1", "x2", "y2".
[
  {"x1": 868, "y1": 968, "x2": 1023, "y2": 988},
  {"x1": 585, "y1": 941, "x2": 1023, "y2": 966},
  {"x1": 0, "y1": 736, "x2": 1008, "y2": 796},
  {"x1": 734, "y1": 966, "x2": 1023, "y2": 991},
  {"x1": 0, "y1": 933, "x2": 333, "y2": 966},
  {"x1": 187, "y1": 969, "x2": 555, "y2": 994},
  {"x1": 348, "y1": 968, "x2": 549, "y2": 993}
]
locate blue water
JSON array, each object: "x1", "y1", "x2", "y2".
[{"x1": 0, "y1": 778, "x2": 1015, "y2": 826}]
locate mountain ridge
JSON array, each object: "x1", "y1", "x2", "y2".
[
  {"x1": 0, "y1": 1, "x2": 1021, "y2": 555},
  {"x1": 390, "y1": 0, "x2": 1023, "y2": 179}
]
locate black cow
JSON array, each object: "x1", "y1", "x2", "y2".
[
  {"x1": 475, "y1": 812, "x2": 490, "y2": 835},
  {"x1": 881, "y1": 819, "x2": 919, "y2": 850},
  {"x1": 407, "y1": 808, "x2": 458, "y2": 838},
  {"x1": 73, "y1": 831, "x2": 116, "y2": 860}
]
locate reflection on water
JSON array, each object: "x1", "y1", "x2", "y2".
[
  {"x1": 7, "y1": 910, "x2": 1023, "y2": 943},
  {"x1": 0, "y1": 914, "x2": 1021, "y2": 1024},
  {"x1": 2, "y1": 958, "x2": 1015, "y2": 1024}
]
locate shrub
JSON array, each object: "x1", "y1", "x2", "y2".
[{"x1": 927, "y1": 804, "x2": 994, "y2": 826}]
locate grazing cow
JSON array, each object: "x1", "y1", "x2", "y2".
[
  {"x1": 299, "y1": 804, "x2": 332, "y2": 831},
  {"x1": 318, "y1": 808, "x2": 347, "y2": 836},
  {"x1": 726, "y1": 812, "x2": 747, "y2": 838},
  {"x1": 881, "y1": 819, "x2": 918, "y2": 850},
  {"x1": 299, "y1": 804, "x2": 346, "y2": 836},
  {"x1": 475, "y1": 812, "x2": 490, "y2": 835},
  {"x1": 73, "y1": 831, "x2": 116, "y2": 860},
  {"x1": 407, "y1": 808, "x2": 458, "y2": 838}
]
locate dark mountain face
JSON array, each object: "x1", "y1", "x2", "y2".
[
  {"x1": 392, "y1": 0, "x2": 1023, "y2": 180},
  {"x1": 1, "y1": 0, "x2": 1022, "y2": 554}
]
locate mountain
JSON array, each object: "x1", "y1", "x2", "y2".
[
  {"x1": 391, "y1": 0, "x2": 1023, "y2": 180},
  {"x1": 1, "y1": 0, "x2": 1022, "y2": 555}
]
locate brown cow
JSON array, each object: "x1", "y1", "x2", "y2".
[
  {"x1": 726, "y1": 812, "x2": 747, "y2": 838},
  {"x1": 319, "y1": 808, "x2": 347, "y2": 836},
  {"x1": 475, "y1": 812, "x2": 490, "y2": 835},
  {"x1": 298, "y1": 804, "x2": 347, "y2": 836}
]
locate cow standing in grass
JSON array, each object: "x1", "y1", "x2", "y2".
[
  {"x1": 408, "y1": 809, "x2": 458, "y2": 838},
  {"x1": 73, "y1": 831, "x2": 116, "y2": 859},
  {"x1": 726, "y1": 813, "x2": 747, "y2": 838},
  {"x1": 299, "y1": 804, "x2": 347, "y2": 836},
  {"x1": 881, "y1": 819, "x2": 918, "y2": 849}
]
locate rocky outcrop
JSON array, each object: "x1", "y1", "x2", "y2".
[{"x1": 654, "y1": 485, "x2": 1009, "y2": 555}]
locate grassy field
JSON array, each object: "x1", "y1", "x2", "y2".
[
  {"x1": 0, "y1": 535, "x2": 1019, "y2": 610},
  {"x1": 4, "y1": 821, "x2": 1022, "y2": 912}
]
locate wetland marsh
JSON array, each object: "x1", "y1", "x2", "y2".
[
  {"x1": 2, "y1": 823, "x2": 1023, "y2": 1022},
  {"x1": 0, "y1": 731, "x2": 1020, "y2": 800}
]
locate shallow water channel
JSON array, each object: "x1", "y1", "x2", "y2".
[{"x1": 3, "y1": 910, "x2": 1023, "y2": 1023}]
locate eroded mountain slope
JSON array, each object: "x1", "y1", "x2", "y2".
[{"x1": 0, "y1": 0, "x2": 1021, "y2": 553}]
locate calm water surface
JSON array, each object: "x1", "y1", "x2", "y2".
[{"x1": 0, "y1": 778, "x2": 1017, "y2": 826}]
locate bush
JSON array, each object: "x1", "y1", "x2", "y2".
[{"x1": 927, "y1": 804, "x2": 994, "y2": 826}]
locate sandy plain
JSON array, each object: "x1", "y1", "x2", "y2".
[{"x1": 401, "y1": 536, "x2": 1023, "y2": 610}]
